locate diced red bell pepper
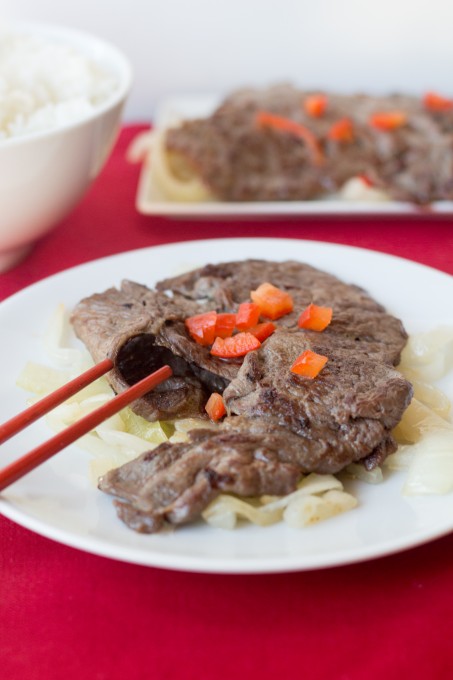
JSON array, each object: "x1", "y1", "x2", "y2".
[
  {"x1": 423, "y1": 91, "x2": 453, "y2": 111},
  {"x1": 357, "y1": 173, "x2": 374, "y2": 188},
  {"x1": 215, "y1": 313, "x2": 236, "y2": 338},
  {"x1": 205, "y1": 392, "x2": 227, "y2": 421},
  {"x1": 235, "y1": 302, "x2": 261, "y2": 330},
  {"x1": 304, "y1": 94, "x2": 328, "y2": 118},
  {"x1": 290, "y1": 350, "x2": 328, "y2": 379},
  {"x1": 247, "y1": 321, "x2": 276, "y2": 342},
  {"x1": 327, "y1": 118, "x2": 354, "y2": 142},
  {"x1": 250, "y1": 282, "x2": 294, "y2": 320},
  {"x1": 369, "y1": 111, "x2": 407, "y2": 131},
  {"x1": 255, "y1": 111, "x2": 324, "y2": 166},
  {"x1": 210, "y1": 332, "x2": 261, "y2": 358},
  {"x1": 298, "y1": 303, "x2": 333, "y2": 331},
  {"x1": 185, "y1": 311, "x2": 217, "y2": 346}
]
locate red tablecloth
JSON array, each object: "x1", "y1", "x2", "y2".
[{"x1": 1, "y1": 126, "x2": 452, "y2": 680}]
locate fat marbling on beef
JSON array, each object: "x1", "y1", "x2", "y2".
[{"x1": 70, "y1": 259, "x2": 413, "y2": 533}]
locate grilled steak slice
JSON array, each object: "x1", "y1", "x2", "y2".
[
  {"x1": 71, "y1": 280, "x2": 237, "y2": 419},
  {"x1": 99, "y1": 423, "x2": 303, "y2": 533},
  {"x1": 72, "y1": 258, "x2": 413, "y2": 533},
  {"x1": 224, "y1": 331, "x2": 411, "y2": 467},
  {"x1": 164, "y1": 84, "x2": 453, "y2": 204},
  {"x1": 71, "y1": 260, "x2": 407, "y2": 419},
  {"x1": 157, "y1": 259, "x2": 408, "y2": 364},
  {"x1": 98, "y1": 409, "x2": 399, "y2": 534}
]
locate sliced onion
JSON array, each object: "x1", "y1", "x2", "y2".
[
  {"x1": 16, "y1": 361, "x2": 72, "y2": 395},
  {"x1": 399, "y1": 327, "x2": 453, "y2": 381},
  {"x1": 393, "y1": 398, "x2": 452, "y2": 444},
  {"x1": 339, "y1": 177, "x2": 390, "y2": 202},
  {"x1": 343, "y1": 463, "x2": 384, "y2": 484},
  {"x1": 202, "y1": 474, "x2": 354, "y2": 530},
  {"x1": 283, "y1": 490, "x2": 358, "y2": 528},
  {"x1": 42, "y1": 304, "x2": 86, "y2": 369},
  {"x1": 403, "y1": 431, "x2": 453, "y2": 495},
  {"x1": 402, "y1": 372, "x2": 451, "y2": 419},
  {"x1": 150, "y1": 129, "x2": 213, "y2": 203}
]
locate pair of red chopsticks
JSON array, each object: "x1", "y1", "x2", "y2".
[{"x1": 0, "y1": 359, "x2": 172, "y2": 491}]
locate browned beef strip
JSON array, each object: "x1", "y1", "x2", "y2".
[
  {"x1": 156, "y1": 259, "x2": 408, "y2": 364},
  {"x1": 71, "y1": 259, "x2": 407, "y2": 418},
  {"x1": 164, "y1": 84, "x2": 453, "y2": 204},
  {"x1": 223, "y1": 331, "x2": 411, "y2": 462},
  {"x1": 71, "y1": 280, "x2": 238, "y2": 420},
  {"x1": 99, "y1": 422, "x2": 306, "y2": 533},
  {"x1": 98, "y1": 410, "x2": 400, "y2": 534},
  {"x1": 71, "y1": 259, "x2": 413, "y2": 533}
]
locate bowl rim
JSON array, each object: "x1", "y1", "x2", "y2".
[{"x1": 0, "y1": 20, "x2": 133, "y2": 148}]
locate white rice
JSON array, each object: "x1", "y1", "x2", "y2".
[{"x1": 0, "y1": 28, "x2": 119, "y2": 140}]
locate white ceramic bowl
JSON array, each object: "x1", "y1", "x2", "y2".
[{"x1": 0, "y1": 23, "x2": 132, "y2": 273}]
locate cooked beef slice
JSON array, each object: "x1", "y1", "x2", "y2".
[
  {"x1": 99, "y1": 424, "x2": 304, "y2": 533},
  {"x1": 71, "y1": 280, "x2": 238, "y2": 419},
  {"x1": 157, "y1": 259, "x2": 408, "y2": 364},
  {"x1": 164, "y1": 84, "x2": 453, "y2": 204},
  {"x1": 71, "y1": 259, "x2": 413, "y2": 533},
  {"x1": 72, "y1": 258, "x2": 409, "y2": 425},
  {"x1": 224, "y1": 331, "x2": 411, "y2": 463},
  {"x1": 98, "y1": 409, "x2": 400, "y2": 534}
]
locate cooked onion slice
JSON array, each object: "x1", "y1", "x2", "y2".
[
  {"x1": 149, "y1": 129, "x2": 214, "y2": 202},
  {"x1": 343, "y1": 463, "x2": 384, "y2": 484},
  {"x1": 388, "y1": 398, "x2": 453, "y2": 495},
  {"x1": 202, "y1": 473, "x2": 357, "y2": 530},
  {"x1": 402, "y1": 432, "x2": 453, "y2": 495},
  {"x1": 392, "y1": 397, "x2": 452, "y2": 444},
  {"x1": 399, "y1": 326, "x2": 453, "y2": 381},
  {"x1": 339, "y1": 177, "x2": 390, "y2": 202},
  {"x1": 283, "y1": 490, "x2": 358, "y2": 528}
]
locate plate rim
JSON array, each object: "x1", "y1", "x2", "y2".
[{"x1": 2, "y1": 236, "x2": 453, "y2": 306}]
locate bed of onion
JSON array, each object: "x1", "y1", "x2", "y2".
[{"x1": 16, "y1": 305, "x2": 453, "y2": 530}]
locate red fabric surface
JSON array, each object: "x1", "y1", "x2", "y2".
[{"x1": 1, "y1": 126, "x2": 452, "y2": 680}]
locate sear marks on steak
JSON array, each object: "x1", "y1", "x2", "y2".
[
  {"x1": 164, "y1": 84, "x2": 453, "y2": 204},
  {"x1": 99, "y1": 424, "x2": 303, "y2": 533},
  {"x1": 156, "y1": 259, "x2": 408, "y2": 364},
  {"x1": 224, "y1": 332, "x2": 411, "y2": 468},
  {"x1": 70, "y1": 259, "x2": 413, "y2": 533}
]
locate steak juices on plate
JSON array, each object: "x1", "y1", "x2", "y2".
[{"x1": 71, "y1": 260, "x2": 413, "y2": 533}]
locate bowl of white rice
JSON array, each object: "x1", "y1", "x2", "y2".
[{"x1": 0, "y1": 22, "x2": 132, "y2": 272}]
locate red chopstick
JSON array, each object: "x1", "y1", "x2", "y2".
[
  {"x1": 0, "y1": 357, "x2": 114, "y2": 445},
  {"x1": 0, "y1": 364, "x2": 173, "y2": 492}
]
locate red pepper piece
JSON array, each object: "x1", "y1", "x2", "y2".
[
  {"x1": 215, "y1": 313, "x2": 236, "y2": 338},
  {"x1": 255, "y1": 110, "x2": 324, "y2": 166},
  {"x1": 210, "y1": 332, "x2": 261, "y2": 358},
  {"x1": 327, "y1": 118, "x2": 354, "y2": 142},
  {"x1": 247, "y1": 321, "x2": 276, "y2": 342},
  {"x1": 423, "y1": 91, "x2": 453, "y2": 112},
  {"x1": 205, "y1": 392, "x2": 227, "y2": 421},
  {"x1": 290, "y1": 350, "x2": 328, "y2": 379},
  {"x1": 185, "y1": 311, "x2": 217, "y2": 346},
  {"x1": 357, "y1": 173, "x2": 374, "y2": 188},
  {"x1": 369, "y1": 111, "x2": 407, "y2": 131},
  {"x1": 304, "y1": 94, "x2": 328, "y2": 118},
  {"x1": 235, "y1": 302, "x2": 261, "y2": 330},
  {"x1": 250, "y1": 282, "x2": 294, "y2": 320},
  {"x1": 298, "y1": 303, "x2": 333, "y2": 331}
]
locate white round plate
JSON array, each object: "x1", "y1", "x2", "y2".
[{"x1": 0, "y1": 238, "x2": 452, "y2": 573}]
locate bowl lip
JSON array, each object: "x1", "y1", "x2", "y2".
[{"x1": 0, "y1": 20, "x2": 133, "y2": 148}]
